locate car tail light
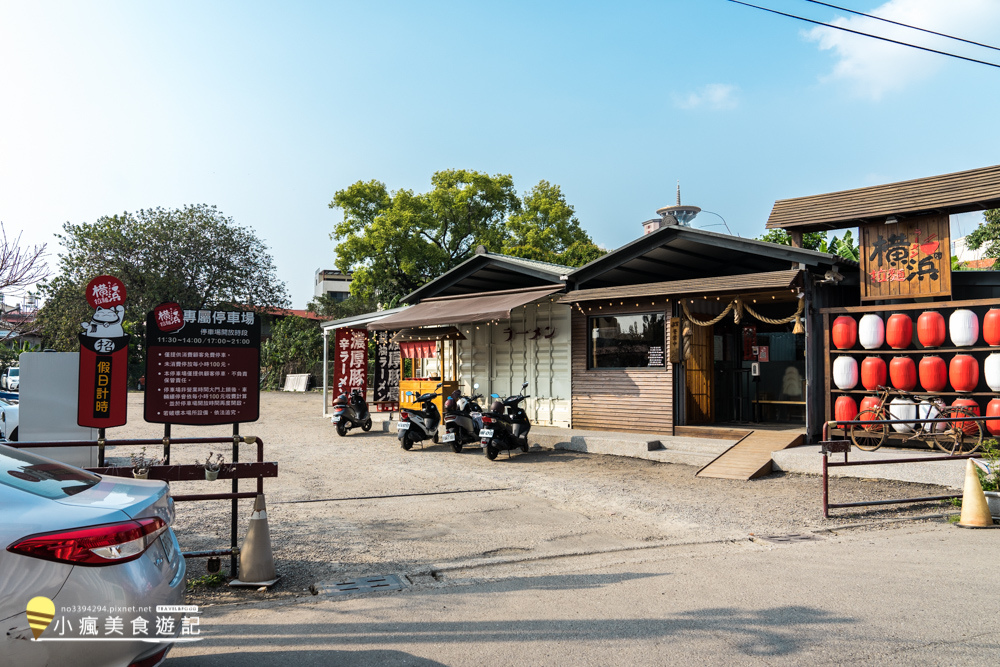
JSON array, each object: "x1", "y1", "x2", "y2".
[
  {"x1": 7, "y1": 517, "x2": 167, "y2": 566},
  {"x1": 129, "y1": 646, "x2": 170, "y2": 667}
]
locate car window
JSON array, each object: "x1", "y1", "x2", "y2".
[
  {"x1": 8, "y1": 369, "x2": 17, "y2": 376},
  {"x1": 0, "y1": 445, "x2": 100, "y2": 498}
]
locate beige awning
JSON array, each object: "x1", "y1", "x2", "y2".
[
  {"x1": 559, "y1": 270, "x2": 803, "y2": 303},
  {"x1": 368, "y1": 285, "x2": 564, "y2": 330}
]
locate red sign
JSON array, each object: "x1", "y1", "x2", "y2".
[
  {"x1": 333, "y1": 328, "x2": 368, "y2": 399},
  {"x1": 153, "y1": 302, "x2": 184, "y2": 333},
  {"x1": 85, "y1": 275, "x2": 127, "y2": 309},
  {"x1": 143, "y1": 309, "x2": 261, "y2": 425},
  {"x1": 78, "y1": 275, "x2": 130, "y2": 428}
]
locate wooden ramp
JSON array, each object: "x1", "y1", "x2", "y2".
[{"x1": 696, "y1": 429, "x2": 805, "y2": 480}]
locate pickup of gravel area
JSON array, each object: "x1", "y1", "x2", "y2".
[{"x1": 105, "y1": 392, "x2": 957, "y2": 606}]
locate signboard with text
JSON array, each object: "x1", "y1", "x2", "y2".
[
  {"x1": 860, "y1": 213, "x2": 951, "y2": 301},
  {"x1": 373, "y1": 331, "x2": 400, "y2": 403},
  {"x1": 143, "y1": 306, "x2": 261, "y2": 425},
  {"x1": 78, "y1": 275, "x2": 130, "y2": 428},
  {"x1": 333, "y1": 328, "x2": 368, "y2": 400}
]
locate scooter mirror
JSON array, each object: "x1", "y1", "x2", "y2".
[
  {"x1": 405, "y1": 391, "x2": 413, "y2": 397},
  {"x1": 435, "y1": 382, "x2": 443, "y2": 389},
  {"x1": 521, "y1": 382, "x2": 529, "y2": 389},
  {"x1": 473, "y1": 383, "x2": 479, "y2": 390}
]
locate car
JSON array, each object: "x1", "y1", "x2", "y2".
[
  {"x1": 0, "y1": 443, "x2": 187, "y2": 666},
  {"x1": 1, "y1": 367, "x2": 19, "y2": 392},
  {"x1": 0, "y1": 397, "x2": 18, "y2": 441}
]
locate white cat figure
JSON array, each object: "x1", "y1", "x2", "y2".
[{"x1": 82, "y1": 305, "x2": 126, "y2": 338}]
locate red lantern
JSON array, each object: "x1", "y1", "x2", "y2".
[
  {"x1": 889, "y1": 356, "x2": 917, "y2": 391},
  {"x1": 986, "y1": 398, "x2": 1000, "y2": 436},
  {"x1": 918, "y1": 355, "x2": 947, "y2": 392},
  {"x1": 860, "y1": 395, "x2": 881, "y2": 414},
  {"x1": 916, "y1": 311, "x2": 946, "y2": 348},
  {"x1": 831, "y1": 316, "x2": 857, "y2": 350},
  {"x1": 835, "y1": 396, "x2": 858, "y2": 423},
  {"x1": 951, "y1": 398, "x2": 981, "y2": 435},
  {"x1": 949, "y1": 354, "x2": 979, "y2": 393},
  {"x1": 860, "y1": 356, "x2": 887, "y2": 390},
  {"x1": 886, "y1": 314, "x2": 912, "y2": 349},
  {"x1": 984, "y1": 308, "x2": 1000, "y2": 347}
]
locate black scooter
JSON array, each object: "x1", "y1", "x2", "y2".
[
  {"x1": 397, "y1": 383, "x2": 442, "y2": 450},
  {"x1": 442, "y1": 383, "x2": 485, "y2": 453},
  {"x1": 480, "y1": 381, "x2": 532, "y2": 460},
  {"x1": 332, "y1": 388, "x2": 372, "y2": 436}
]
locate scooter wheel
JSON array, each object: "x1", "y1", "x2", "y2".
[
  {"x1": 520, "y1": 439, "x2": 529, "y2": 453},
  {"x1": 362, "y1": 418, "x2": 372, "y2": 432},
  {"x1": 485, "y1": 445, "x2": 499, "y2": 460},
  {"x1": 432, "y1": 432, "x2": 439, "y2": 444},
  {"x1": 401, "y1": 435, "x2": 413, "y2": 451},
  {"x1": 335, "y1": 422, "x2": 348, "y2": 437},
  {"x1": 451, "y1": 443, "x2": 463, "y2": 453}
]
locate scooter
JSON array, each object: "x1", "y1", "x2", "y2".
[
  {"x1": 442, "y1": 383, "x2": 485, "y2": 453},
  {"x1": 331, "y1": 388, "x2": 373, "y2": 436},
  {"x1": 397, "y1": 382, "x2": 442, "y2": 450},
  {"x1": 480, "y1": 381, "x2": 532, "y2": 460}
]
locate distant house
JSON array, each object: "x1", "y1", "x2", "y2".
[{"x1": 314, "y1": 269, "x2": 352, "y2": 303}]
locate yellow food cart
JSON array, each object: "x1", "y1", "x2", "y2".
[{"x1": 393, "y1": 327, "x2": 464, "y2": 415}]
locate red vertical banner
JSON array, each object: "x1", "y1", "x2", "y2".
[
  {"x1": 78, "y1": 275, "x2": 130, "y2": 428},
  {"x1": 333, "y1": 328, "x2": 368, "y2": 400}
]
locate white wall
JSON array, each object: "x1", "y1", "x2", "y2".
[{"x1": 454, "y1": 299, "x2": 572, "y2": 427}]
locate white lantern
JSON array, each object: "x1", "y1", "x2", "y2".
[
  {"x1": 859, "y1": 314, "x2": 885, "y2": 350},
  {"x1": 918, "y1": 399, "x2": 946, "y2": 433},
  {"x1": 949, "y1": 309, "x2": 979, "y2": 347},
  {"x1": 889, "y1": 396, "x2": 916, "y2": 433},
  {"x1": 833, "y1": 356, "x2": 859, "y2": 390},
  {"x1": 985, "y1": 353, "x2": 1000, "y2": 392}
]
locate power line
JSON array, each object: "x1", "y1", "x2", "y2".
[
  {"x1": 726, "y1": 0, "x2": 1000, "y2": 69},
  {"x1": 801, "y1": 0, "x2": 1000, "y2": 53}
]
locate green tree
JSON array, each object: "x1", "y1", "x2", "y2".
[
  {"x1": 825, "y1": 230, "x2": 860, "y2": 261},
  {"x1": 757, "y1": 229, "x2": 828, "y2": 251},
  {"x1": 36, "y1": 205, "x2": 289, "y2": 369},
  {"x1": 260, "y1": 316, "x2": 323, "y2": 390},
  {"x1": 329, "y1": 170, "x2": 604, "y2": 304},
  {"x1": 504, "y1": 180, "x2": 604, "y2": 266},
  {"x1": 965, "y1": 209, "x2": 1000, "y2": 258}
]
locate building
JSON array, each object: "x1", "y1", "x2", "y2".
[{"x1": 314, "y1": 269, "x2": 352, "y2": 302}]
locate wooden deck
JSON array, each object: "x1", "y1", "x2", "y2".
[{"x1": 695, "y1": 428, "x2": 806, "y2": 480}]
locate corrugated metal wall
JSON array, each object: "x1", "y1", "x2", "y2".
[{"x1": 455, "y1": 299, "x2": 572, "y2": 427}]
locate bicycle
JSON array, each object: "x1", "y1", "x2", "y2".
[{"x1": 848, "y1": 386, "x2": 984, "y2": 455}]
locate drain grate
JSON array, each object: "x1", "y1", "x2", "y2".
[
  {"x1": 754, "y1": 533, "x2": 824, "y2": 544},
  {"x1": 319, "y1": 574, "x2": 406, "y2": 596}
]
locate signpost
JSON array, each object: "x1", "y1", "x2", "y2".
[
  {"x1": 78, "y1": 275, "x2": 130, "y2": 429},
  {"x1": 332, "y1": 327, "x2": 368, "y2": 400},
  {"x1": 143, "y1": 305, "x2": 261, "y2": 425}
]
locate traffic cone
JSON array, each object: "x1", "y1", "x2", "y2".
[
  {"x1": 958, "y1": 459, "x2": 994, "y2": 528},
  {"x1": 231, "y1": 494, "x2": 280, "y2": 587}
]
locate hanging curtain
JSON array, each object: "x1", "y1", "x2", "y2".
[{"x1": 400, "y1": 341, "x2": 437, "y2": 359}]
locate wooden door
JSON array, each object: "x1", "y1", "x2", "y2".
[{"x1": 685, "y1": 324, "x2": 714, "y2": 424}]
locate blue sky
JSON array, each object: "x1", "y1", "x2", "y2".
[{"x1": 2, "y1": 0, "x2": 999, "y2": 308}]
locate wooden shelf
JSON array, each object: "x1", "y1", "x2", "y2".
[
  {"x1": 831, "y1": 389, "x2": 999, "y2": 397},
  {"x1": 830, "y1": 346, "x2": 1000, "y2": 355}
]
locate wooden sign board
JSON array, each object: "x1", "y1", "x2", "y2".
[
  {"x1": 859, "y1": 213, "x2": 950, "y2": 301},
  {"x1": 668, "y1": 317, "x2": 681, "y2": 363}
]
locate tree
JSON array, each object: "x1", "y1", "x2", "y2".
[
  {"x1": 260, "y1": 316, "x2": 323, "y2": 390},
  {"x1": 965, "y1": 209, "x2": 1000, "y2": 258},
  {"x1": 0, "y1": 223, "x2": 49, "y2": 341},
  {"x1": 504, "y1": 181, "x2": 605, "y2": 266},
  {"x1": 329, "y1": 170, "x2": 605, "y2": 304},
  {"x1": 36, "y1": 205, "x2": 289, "y2": 366},
  {"x1": 757, "y1": 229, "x2": 827, "y2": 251}
]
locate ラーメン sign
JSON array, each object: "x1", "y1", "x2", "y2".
[
  {"x1": 78, "y1": 275, "x2": 130, "y2": 428},
  {"x1": 143, "y1": 305, "x2": 261, "y2": 425},
  {"x1": 333, "y1": 328, "x2": 368, "y2": 399}
]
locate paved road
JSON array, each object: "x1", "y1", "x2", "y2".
[{"x1": 168, "y1": 521, "x2": 998, "y2": 666}]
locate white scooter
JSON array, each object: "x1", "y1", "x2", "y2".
[{"x1": 397, "y1": 383, "x2": 443, "y2": 450}]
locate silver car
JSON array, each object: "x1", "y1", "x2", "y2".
[{"x1": 0, "y1": 443, "x2": 186, "y2": 666}]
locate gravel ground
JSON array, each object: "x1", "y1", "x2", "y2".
[{"x1": 106, "y1": 392, "x2": 956, "y2": 606}]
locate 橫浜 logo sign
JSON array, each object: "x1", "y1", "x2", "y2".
[{"x1": 78, "y1": 275, "x2": 130, "y2": 428}]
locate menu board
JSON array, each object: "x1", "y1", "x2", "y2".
[
  {"x1": 144, "y1": 307, "x2": 261, "y2": 425},
  {"x1": 647, "y1": 345, "x2": 664, "y2": 367}
]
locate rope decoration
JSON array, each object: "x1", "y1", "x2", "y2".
[{"x1": 680, "y1": 297, "x2": 804, "y2": 328}]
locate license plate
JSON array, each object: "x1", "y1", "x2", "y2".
[
  {"x1": 332, "y1": 415, "x2": 341, "y2": 422},
  {"x1": 479, "y1": 429, "x2": 493, "y2": 438},
  {"x1": 441, "y1": 432, "x2": 456, "y2": 442},
  {"x1": 397, "y1": 422, "x2": 410, "y2": 430}
]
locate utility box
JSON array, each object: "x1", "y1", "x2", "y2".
[{"x1": 19, "y1": 352, "x2": 97, "y2": 468}]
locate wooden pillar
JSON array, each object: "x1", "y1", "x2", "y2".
[{"x1": 789, "y1": 230, "x2": 803, "y2": 248}]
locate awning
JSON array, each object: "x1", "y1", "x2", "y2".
[
  {"x1": 400, "y1": 341, "x2": 436, "y2": 359},
  {"x1": 368, "y1": 285, "x2": 563, "y2": 330},
  {"x1": 391, "y1": 326, "x2": 466, "y2": 342},
  {"x1": 558, "y1": 270, "x2": 803, "y2": 303}
]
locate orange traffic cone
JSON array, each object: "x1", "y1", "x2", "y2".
[
  {"x1": 230, "y1": 494, "x2": 280, "y2": 587},
  {"x1": 957, "y1": 459, "x2": 994, "y2": 528}
]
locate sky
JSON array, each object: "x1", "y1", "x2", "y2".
[{"x1": 2, "y1": 0, "x2": 999, "y2": 309}]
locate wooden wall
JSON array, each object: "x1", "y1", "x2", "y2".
[{"x1": 570, "y1": 297, "x2": 672, "y2": 433}]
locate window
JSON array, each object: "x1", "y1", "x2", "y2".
[{"x1": 589, "y1": 313, "x2": 665, "y2": 369}]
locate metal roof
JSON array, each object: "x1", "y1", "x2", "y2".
[
  {"x1": 402, "y1": 251, "x2": 571, "y2": 303},
  {"x1": 370, "y1": 285, "x2": 564, "y2": 330},
  {"x1": 765, "y1": 164, "x2": 1000, "y2": 232},
  {"x1": 560, "y1": 270, "x2": 804, "y2": 303},
  {"x1": 320, "y1": 306, "x2": 407, "y2": 330}
]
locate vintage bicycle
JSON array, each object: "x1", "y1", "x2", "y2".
[{"x1": 848, "y1": 386, "x2": 984, "y2": 455}]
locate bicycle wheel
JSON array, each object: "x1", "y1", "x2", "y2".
[
  {"x1": 932, "y1": 407, "x2": 983, "y2": 456},
  {"x1": 850, "y1": 409, "x2": 887, "y2": 451}
]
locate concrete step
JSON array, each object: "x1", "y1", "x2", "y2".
[
  {"x1": 772, "y1": 445, "x2": 966, "y2": 489},
  {"x1": 529, "y1": 426, "x2": 739, "y2": 467}
]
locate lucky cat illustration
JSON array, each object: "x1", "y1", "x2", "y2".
[{"x1": 82, "y1": 305, "x2": 126, "y2": 338}]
